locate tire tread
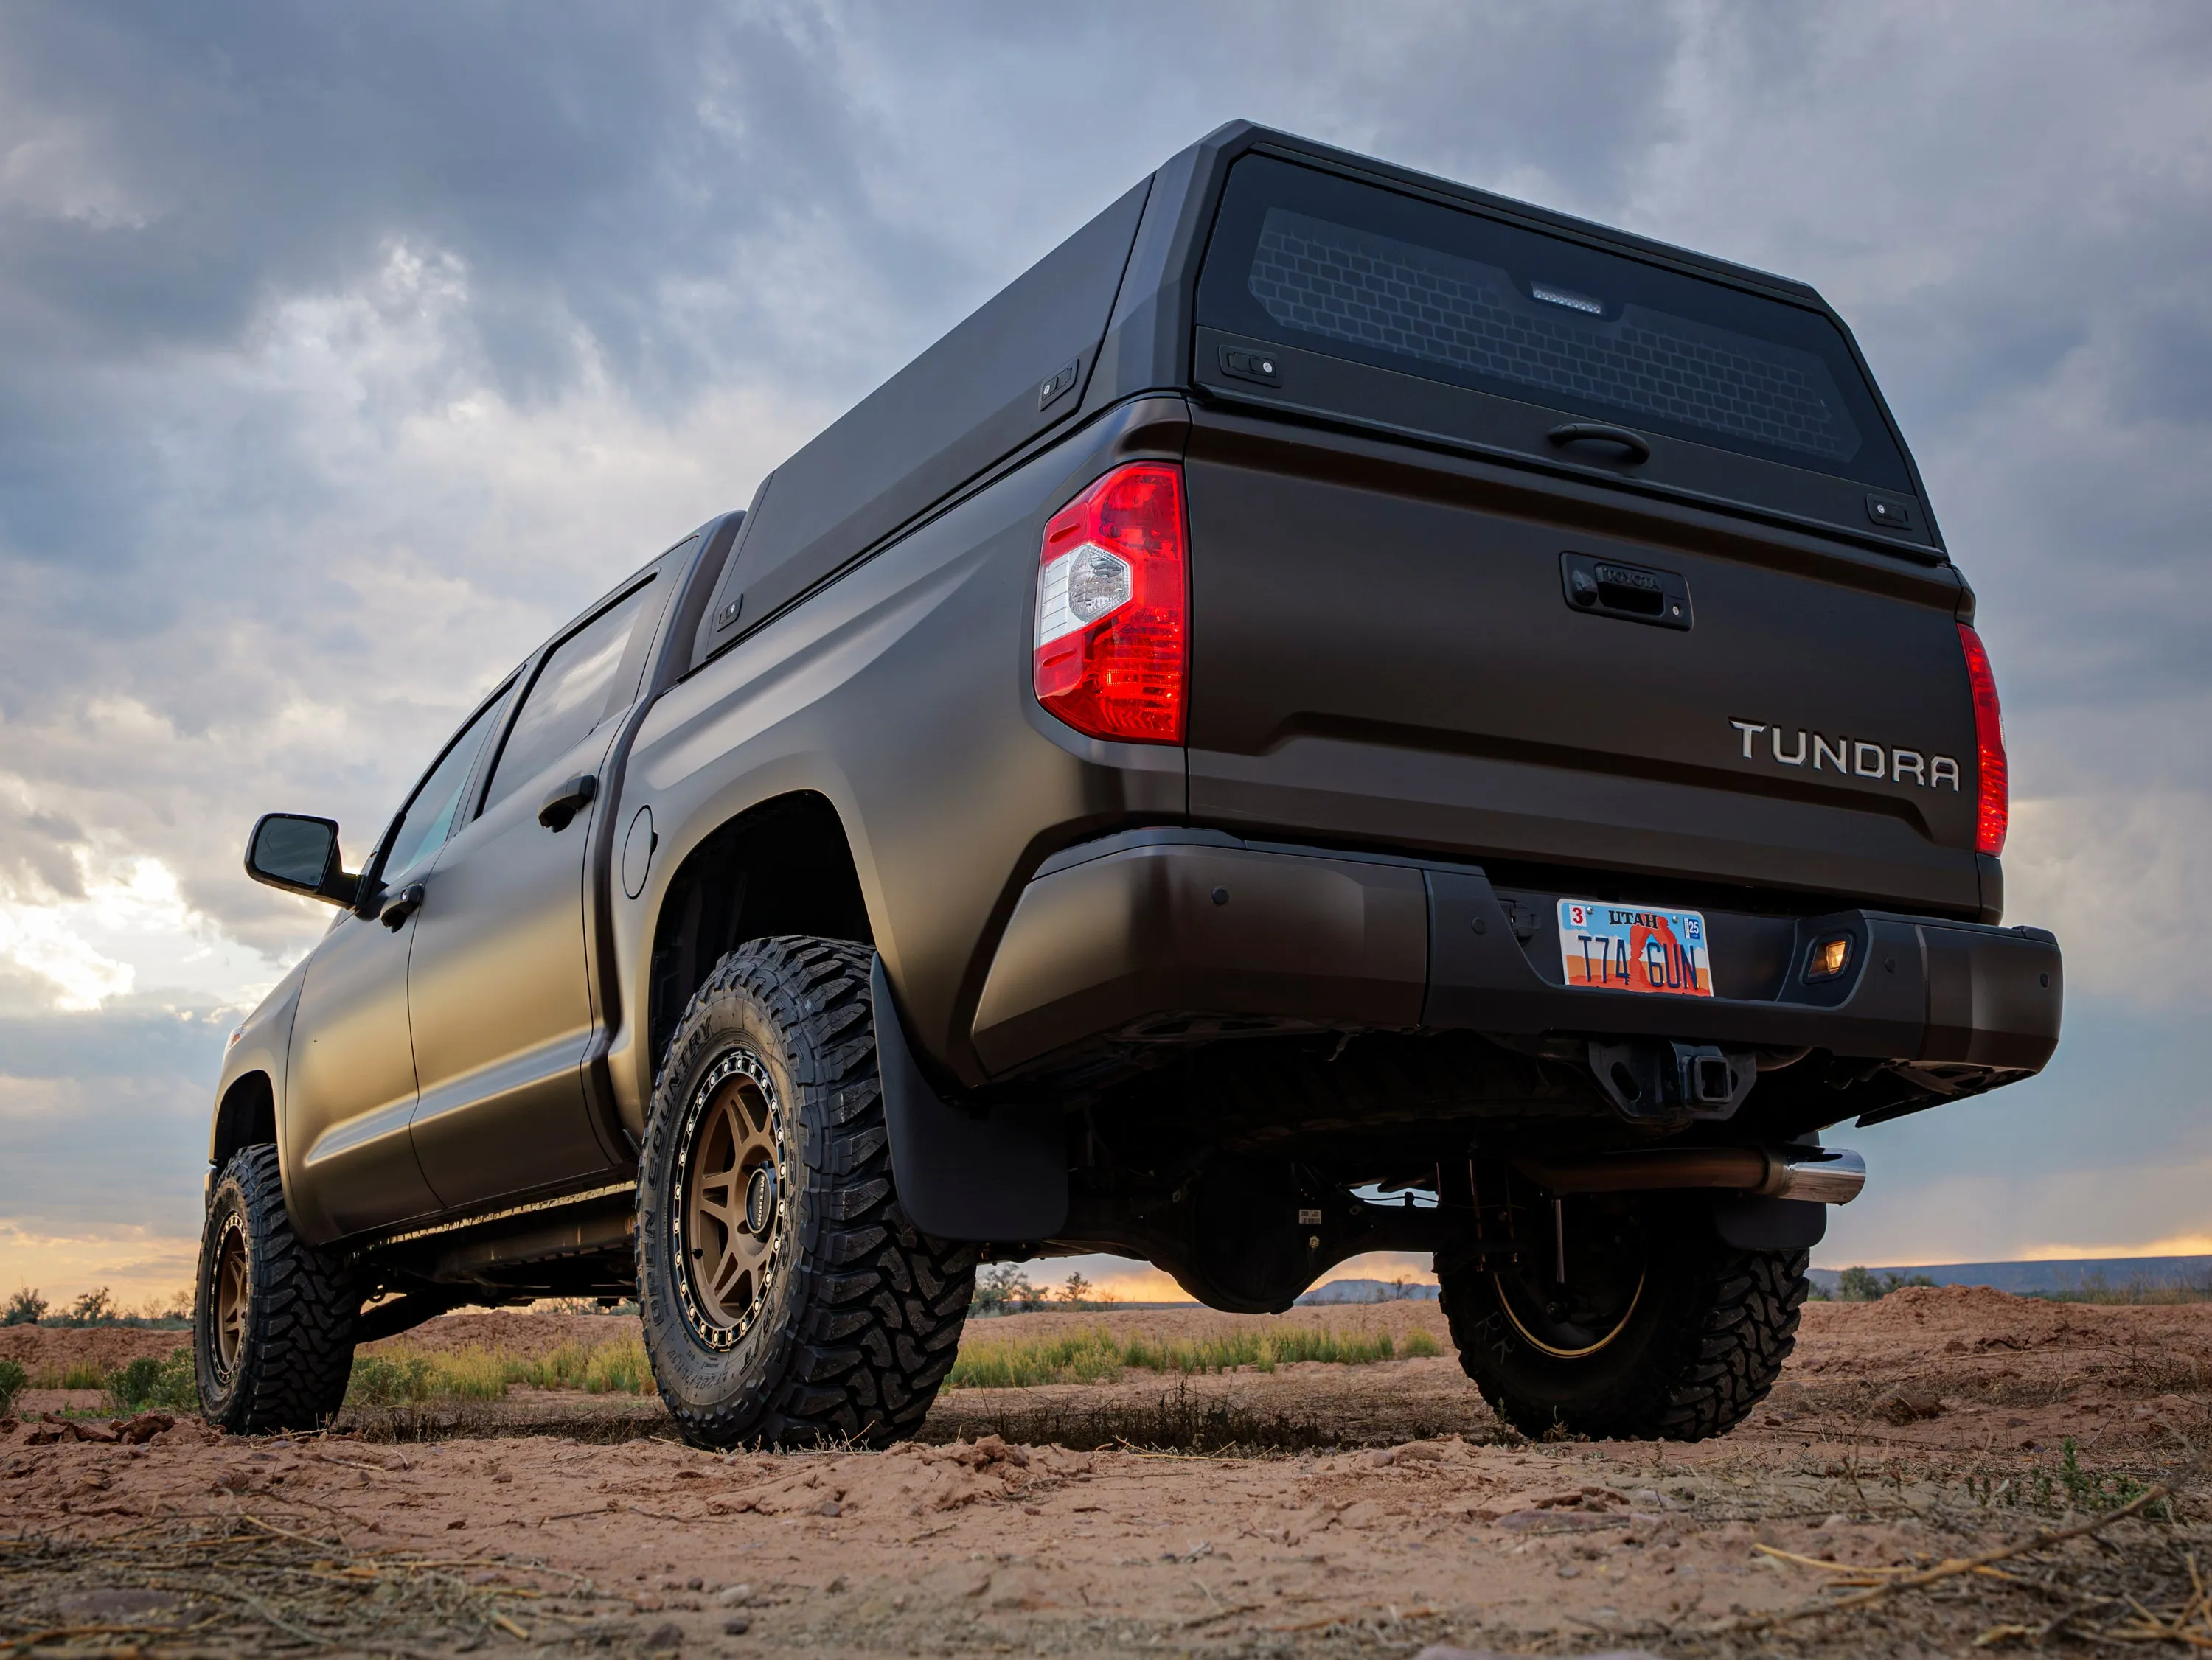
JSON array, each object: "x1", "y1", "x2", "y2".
[
  {"x1": 642, "y1": 937, "x2": 975, "y2": 1448},
  {"x1": 196, "y1": 1145, "x2": 357, "y2": 1434}
]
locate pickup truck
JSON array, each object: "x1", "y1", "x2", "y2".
[{"x1": 199, "y1": 121, "x2": 2062, "y2": 1445}]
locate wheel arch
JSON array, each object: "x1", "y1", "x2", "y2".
[
  {"x1": 211, "y1": 1069, "x2": 278, "y2": 1174},
  {"x1": 642, "y1": 789, "x2": 874, "y2": 1081}
]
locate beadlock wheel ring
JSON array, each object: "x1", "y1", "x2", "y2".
[
  {"x1": 210, "y1": 1211, "x2": 249, "y2": 1382},
  {"x1": 671, "y1": 1046, "x2": 790, "y2": 1352}
]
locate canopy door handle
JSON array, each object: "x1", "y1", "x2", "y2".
[{"x1": 1547, "y1": 422, "x2": 1652, "y2": 464}]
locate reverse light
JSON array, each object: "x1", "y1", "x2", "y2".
[
  {"x1": 1033, "y1": 462, "x2": 1188, "y2": 744},
  {"x1": 1957, "y1": 623, "x2": 2008, "y2": 857},
  {"x1": 1805, "y1": 935, "x2": 1851, "y2": 982}
]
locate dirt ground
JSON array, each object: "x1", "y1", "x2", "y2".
[{"x1": 3, "y1": 1287, "x2": 2208, "y2": 1658}]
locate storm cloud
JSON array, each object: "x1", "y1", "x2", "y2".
[{"x1": 1, "y1": 1, "x2": 2207, "y2": 1297}]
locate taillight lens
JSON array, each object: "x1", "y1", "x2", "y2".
[
  {"x1": 1958, "y1": 623, "x2": 2008, "y2": 857},
  {"x1": 1033, "y1": 462, "x2": 1188, "y2": 744}
]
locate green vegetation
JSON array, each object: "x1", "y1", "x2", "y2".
[
  {"x1": 1, "y1": 1288, "x2": 46, "y2": 1327},
  {"x1": 1811, "y1": 1265, "x2": 2212, "y2": 1305},
  {"x1": 343, "y1": 1337, "x2": 657, "y2": 1407},
  {"x1": 1965, "y1": 1437, "x2": 2175, "y2": 1521},
  {"x1": 0, "y1": 1283, "x2": 191, "y2": 1329},
  {"x1": 971, "y1": 1265, "x2": 1123, "y2": 1316},
  {"x1": 15, "y1": 1317, "x2": 1441, "y2": 1417},
  {"x1": 1808, "y1": 1266, "x2": 1941, "y2": 1302},
  {"x1": 57, "y1": 1287, "x2": 119, "y2": 1325},
  {"x1": 106, "y1": 1349, "x2": 198, "y2": 1414},
  {"x1": 2031, "y1": 1269, "x2": 2212, "y2": 1305},
  {"x1": 946, "y1": 1322, "x2": 1434, "y2": 1389}
]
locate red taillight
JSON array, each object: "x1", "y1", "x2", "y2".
[
  {"x1": 1958, "y1": 622, "x2": 2008, "y2": 857},
  {"x1": 1032, "y1": 462, "x2": 1188, "y2": 744}
]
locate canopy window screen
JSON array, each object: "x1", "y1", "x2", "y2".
[{"x1": 1248, "y1": 209, "x2": 1860, "y2": 463}]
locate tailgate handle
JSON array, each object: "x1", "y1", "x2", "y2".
[
  {"x1": 1548, "y1": 422, "x2": 1652, "y2": 464},
  {"x1": 1561, "y1": 551, "x2": 1691, "y2": 631}
]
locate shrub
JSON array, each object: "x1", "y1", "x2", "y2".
[
  {"x1": 108, "y1": 1349, "x2": 198, "y2": 1413},
  {"x1": 509, "y1": 1340, "x2": 594, "y2": 1391},
  {"x1": 138, "y1": 1286, "x2": 195, "y2": 1322},
  {"x1": 1834, "y1": 1266, "x2": 1938, "y2": 1302},
  {"x1": 1399, "y1": 1328, "x2": 1442, "y2": 1359},
  {"x1": 347, "y1": 1352, "x2": 438, "y2": 1407},
  {"x1": 0, "y1": 1359, "x2": 25, "y2": 1415},
  {"x1": 1, "y1": 1288, "x2": 46, "y2": 1327},
  {"x1": 971, "y1": 1265, "x2": 1046, "y2": 1317},
  {"x1": 582, "y1": 1338, "x2": 652, "y2": 1395},
  {"x1": 953, "y1": 1329, "x2": 1125, "y2": 1389},
  {"x1": 58, "y1": 1287, "x2": 119, "y2": 1326},
  {"x1": 431, "y1": 1347, "x2": 510, "y2": 1401}
]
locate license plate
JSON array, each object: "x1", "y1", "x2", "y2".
[{"x1": 1557, "y1": 900, "x2": 1714, "y2": 997}]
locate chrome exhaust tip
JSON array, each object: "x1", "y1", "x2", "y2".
[
  {"x1": 1759, "y1": 1147, "x2": 1865, "y2": 1204},
  {"x1": 1516, "y1": 1145, "x2": 1867, "y2": 1205}
]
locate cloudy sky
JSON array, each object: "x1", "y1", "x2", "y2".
[{"x1": 1, "y1": 2, "x2": 2208, "y2": 1308}]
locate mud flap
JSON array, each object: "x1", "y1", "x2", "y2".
[
  {"x1": 1710, "y1": 1193, "x2": 1826, "y2": 1250},
  {"x1": 872, "y1": 956, "x2": 1068, "y2": 1242}
]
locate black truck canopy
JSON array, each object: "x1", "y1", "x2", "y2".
[{"x1": 693, "y1": 122, "x2": 1937, "y2": 669}]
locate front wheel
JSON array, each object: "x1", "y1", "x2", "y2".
[
  {"x1": 194, "y1": 1145, "x2": 359, "y2": 1433},
  {"x1": 636, "y1": 937, "x2": 977, "y2": 1448},
  {"x1": 1439, "y1": 1193, "x2": 1806, "y2": 1441}
]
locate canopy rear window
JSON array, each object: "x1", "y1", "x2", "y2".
[{"x1": 1197, "y1": 156, "x2": 1912, "y2": 491}]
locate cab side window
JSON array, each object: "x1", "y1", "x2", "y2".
[
  {"x1": 380, "y1": 686, "x2": 513, "y2": 884},
  {"x1": 479, "y1": 578, "x2": 661, "y2": 817}
]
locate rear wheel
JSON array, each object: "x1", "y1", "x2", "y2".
[
  {"x1": 193, "y1": 1145, "x2": 358, "y2": 1433},
  {"x1": 1439, "y1": 1193, "x2": 1806, "y2": 1441},
  {"x1": 636, "y1": 936, "x2": 978, "y2": 1448}
]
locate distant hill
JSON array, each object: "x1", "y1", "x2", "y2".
[
  {"x1": 1809, "y1": 1255, "x2": 2212, "y2": 1297},
  {"x1": 1296, "y1": 1278, "x2": 1440, "y2": 1305}
]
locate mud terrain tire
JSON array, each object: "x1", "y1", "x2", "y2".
[
  {"x1": 637, "y1": 935, "x2": 977, "y2": 1448},
  {"x1": 194, "y1": 1144, "x2": 358, "y2": 1433},
  {"x1": 1440, "y1": 1206, "x2": 1806, "y2": 1442}
]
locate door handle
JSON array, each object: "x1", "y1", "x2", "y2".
[
  {"x1": 380, "y1": 883, "x2": 425, "y2": 930},
  {"x1": 538, "y1": 774, "x2": 597, "y2": 832}
]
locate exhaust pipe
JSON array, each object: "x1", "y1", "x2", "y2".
[{"x1": 1516, "y1": 1146, "x2": 1866, "y2": 1205}]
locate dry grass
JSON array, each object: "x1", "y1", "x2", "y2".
[
  {"x1": 27, "y1": 1360, "x2": 110, "y2": 1392},
  {"x1": 341, "y1": 1322, "x2": 1436, "y2": 1405},
  {"x1": 947, "y1": 1322, "x2": 1438, "y2": 1389},
  {"x1": 345, "y1": 1336, "x2": 655, "y2": 1407},
  {"x1": 923, "y1": 1375, "x2": 1481, "y2": 1454},
  {"x1": 0, "y1": 1515, "x2": 606, "y2": 1655}
]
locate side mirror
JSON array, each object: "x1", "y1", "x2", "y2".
[{"x1": 245, "y1": 814, "x2": 360, "y2": 907}]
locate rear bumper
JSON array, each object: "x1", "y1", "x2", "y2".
[{"x1": 969, "y1": 829, "x2": 2062, "y2": 1078}]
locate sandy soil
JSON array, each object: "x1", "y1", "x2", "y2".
[{"x1": 2, "y1": 1288, "x2": 2207, "y2": 1658}]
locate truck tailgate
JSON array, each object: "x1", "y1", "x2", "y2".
[{"x1": 1183, "y1": 419, "x2": 1981, "y2": 914}]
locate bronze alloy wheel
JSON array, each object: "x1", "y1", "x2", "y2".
[
  {"x1": 635, "y1": 938, "x2": 978, "y2": 1449},
  {"x1": 1439, "y1": 1190, "x2": 1809, "y2": 1441},
  {"x1": 1489, "y1": 1196, "x2": 1649, "y2": 1359},
  {"x1": 1493, "y1": 1262, "x2": 1646, "y2": 1359},
  {"x1": 211, "y1": 1213, "x2": 251, "y2": 1380},
  {"x1": 671, "y1": 1045, "x2": 790, "y2": 1350}
]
